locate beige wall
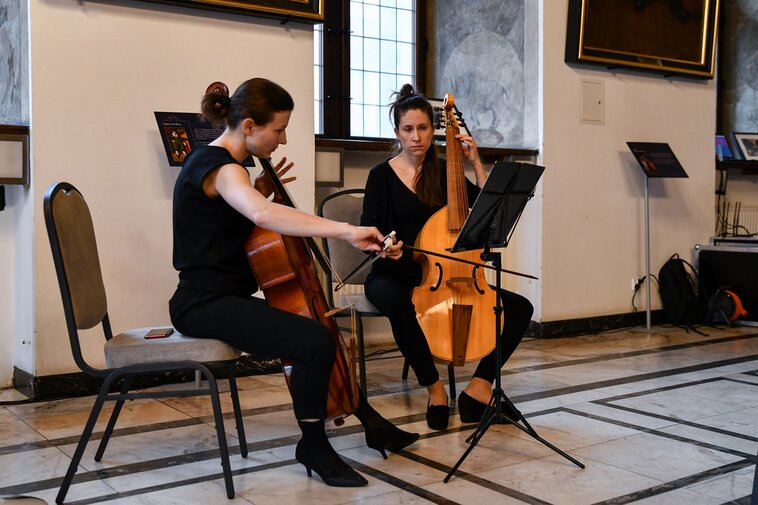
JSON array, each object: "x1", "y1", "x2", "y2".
[
  {"x1": 540, "y1": 2, "x2": 716, "y2": 320},
  {"x1": 21, "y1": 0, "x2": 315, "y2": 378}
]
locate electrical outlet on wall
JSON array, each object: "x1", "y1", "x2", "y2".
[{"x1": 631, "y1": 277, "x2": 645, "y2": 291}]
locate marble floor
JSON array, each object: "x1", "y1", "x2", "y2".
[{"x1": 1, "y1": 325, "x2": 757, "y2": 504}]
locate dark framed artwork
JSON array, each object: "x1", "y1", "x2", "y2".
[
  {"x1": 732, "y1": 132, "x2": 758, "y2": 161},
  {"x1": 565, "y1": 0, "x2": 720, "y2": 79},
  {"x1": 138, "y1": 0, "x2": 323, "y2": 23}
]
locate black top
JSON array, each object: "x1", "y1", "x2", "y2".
[
  {"x1": 172, "y1": 145, "x2": 258, "y2": 295},
  {"x1": 361, "y1": 159, "x2": 480, "y2": 283}
]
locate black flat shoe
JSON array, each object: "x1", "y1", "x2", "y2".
[
  {"x1": 458, "y1": 391, "x2": 520, "y2": 424},
  {"x1": 458, "y1": 391, "x2": 488, "y2": 423},
  {"x1": 295, "y1": 439, "x2": 368, "y2": 487},
  {"x1": 426, "y1": 402, "x2": 450, "y2": 430}
]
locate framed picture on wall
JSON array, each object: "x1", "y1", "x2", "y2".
[
  {"x1": 0, "y1": 127, "x2": 29, "y2": 186},
  {"x1": 565, "y1": 0, "x2": 720, "y2": 79},
  {"x1": 732, "y1": 132, "x2": 758, "y2": 161},
  {"x1": 137, "y1": 0, "x2": 323, "y2": 23}
]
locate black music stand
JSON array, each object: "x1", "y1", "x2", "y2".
[{"x1": 444, "y1": 161, "x2": 585, "y2": 482}]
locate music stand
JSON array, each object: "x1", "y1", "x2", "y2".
[
  {"x1": 444, "y1": 161, "x2": 585, "y2": 482},
  {"x1": 627, "y1": 142, "x2": 688, "y2": 330}
]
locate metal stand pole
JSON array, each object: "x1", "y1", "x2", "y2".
[{"x1": 644, "y1": 176, "x2": 651, "y2": 330}]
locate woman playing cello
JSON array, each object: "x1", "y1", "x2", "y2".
[
  {"x1": 169, "y1": 78, "x2": 417, "y2": 488},
  {"x1": 361, "y1": 84, "x2": 534, "y2": 430}
]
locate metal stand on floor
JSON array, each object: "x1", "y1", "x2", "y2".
[
  {"x1": 444, "y1": 248, "x2": 584, "y2": 482},
  {"x1": 627, "y1": 141, "x2": 690, "y2": 331},
  {"x1": 439, "y1": 161, "x2": 585, "y2": 482}
]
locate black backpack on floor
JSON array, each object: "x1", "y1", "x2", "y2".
[{"x1": 658, "y1": 253, "x2": 705, "y2": 327}]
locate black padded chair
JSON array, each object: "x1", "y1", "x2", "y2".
[
  {"x1": 44, "y1": 182, "x2": 248, "y2": 503},
  {"x1": 317, "y1": 189, "x2": 456, "y2": 399}
]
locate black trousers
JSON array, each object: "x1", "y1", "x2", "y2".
[
  {"x1": 365, "y1": 274, "x2": 533, "y2": 387},
  {"x1": 170, "y1": 287, "x2": 335, "y2": 420}
]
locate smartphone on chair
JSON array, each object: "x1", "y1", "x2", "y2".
[{"x1": 144, "y1": 328, "x2": 174, "y2": 339}]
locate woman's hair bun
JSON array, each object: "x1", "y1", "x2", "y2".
[
  {"x1": 206, "y1": 81, "x2": 229, "y2": 97},
  {"x1": 205, "y1": 81, "x2": 230, "y2": 110},
  {"x1": 398, "y1": 83, "x2": 416, "y2": 98}
]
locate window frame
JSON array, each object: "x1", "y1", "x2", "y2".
[{"x1": 319, "y1": 0, "x2": 428, "y2": 140}]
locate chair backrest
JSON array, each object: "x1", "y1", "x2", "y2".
[
  {"x1": 317, "y1": 189, "x2": 369, "y2": 285},
  {"x1": 317, "y1": 188, "x2": 384, "y2": 313},
  {"x1": 44, "y1": 182, "x2": 110, "y2": 375}
]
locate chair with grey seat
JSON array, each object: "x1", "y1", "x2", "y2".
[
  {"x1": 317, "y1": 188, "x2": 456, "y2": 399},
  {"x1": 44, "y1": 182, "x2": 248, "y2": 503}
]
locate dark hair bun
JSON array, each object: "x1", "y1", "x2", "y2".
[
  {"x1": 206, "y1": 81, "x2": 229, "y2": 97},
  {"x1": 398, "y1": 83, "x2": 415, "y2": 99},
  {"x1": 205, "y1": 81, "x2": 230, "y2": 110}
]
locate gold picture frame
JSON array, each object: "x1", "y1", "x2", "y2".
[
  {"x1": 565, "y1": 0, "x2": 720, "y2": 79},
  {"x1": 140, "y1": 0, "x2": 323, "y2": 23}
]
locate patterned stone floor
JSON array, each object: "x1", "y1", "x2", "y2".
[{"x1": 1, "y1": 325, "x2": 756, "y2": 504}]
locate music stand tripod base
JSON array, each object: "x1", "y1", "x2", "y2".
[
  {"x1": 442, "y1": 162, "x2": 584, "y2": 482},
  {"x1": 443, "y1": 252, "x2": 585, "y2": 483}
]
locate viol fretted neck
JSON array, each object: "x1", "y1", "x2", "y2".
[{"x1": 444, "y1": 94, "x2": 469, "y2": 232}]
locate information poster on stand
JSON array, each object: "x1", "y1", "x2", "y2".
[
  {"x1": 627, "y1": 142, "x2": 688, "y2": 178},
  {"x1": 154, "y1": 111, "x2": 255, "y2": 167}
]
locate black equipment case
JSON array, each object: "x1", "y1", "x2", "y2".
[{"x1": 695, "y1": 240, "x2": 758, "y2": 325}]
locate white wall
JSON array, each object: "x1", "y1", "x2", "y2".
[
  {"x1": 0, "y1": 187, "x2": 18, "y2": 385},
  {"x1": 0, "y1": 181, "x2": 33, "y2": 388},
  {"x1": 26, "y1": 0, "x2": 315, "y2": 376},
  {"x1": 540, "y1": 1, "x2": 716, "y2": 321}
]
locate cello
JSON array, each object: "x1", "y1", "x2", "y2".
[
  {"x1": 244, "y1": 157, "x2": 359, "y2": 423},
  {"x1": 411, "y1": 94, "x2": 498, "y2": 367}
]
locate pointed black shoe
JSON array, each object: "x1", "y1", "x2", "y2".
[
  {"x1": 458, "y1": 391, "x2": 520, "y2": 424},
  {"x1": 354, "y1": 395, "x2": 419, "y2": 459},
  {"x1": 295, "y1": 420, "x2": 368, "y2": 487},
  {"x1": 295, "y1": 438, "x2": 368, "y2": 487},
  {"x1": 426, "y1": 401, "x2": 450, "y2": 430}
]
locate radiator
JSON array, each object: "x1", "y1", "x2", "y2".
[{"x1": 720, "y1": 203, "x2": 758, "y2": 236}]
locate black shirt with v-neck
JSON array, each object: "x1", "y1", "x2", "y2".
[{"x1": 361, "y1": 159, "x2": 479, "y2": 285}]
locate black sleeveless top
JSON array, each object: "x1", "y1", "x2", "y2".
[{"x1": 172, "y1": 145, "x2": 258, "y2": 295}]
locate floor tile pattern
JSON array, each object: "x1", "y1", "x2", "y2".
[{"x1": 1, "y1": 326, "x2": 756, "y2": 504}]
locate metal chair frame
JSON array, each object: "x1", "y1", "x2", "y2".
[{"x1": 44, "y1": 182, "x2": 247, "y2": 503}]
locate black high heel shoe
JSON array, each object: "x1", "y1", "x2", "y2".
[
  {"x1": 426, "y1": 401, "x2": 450, "y2": 430},
  {"x1": 295, "y1": 439, "x2": 368, "y2": 487},
  {"x1": 354, "y1": 396, "x2": 419, "y2": 459},
  {"x1": 363, "y1": 422, "x2": 419, "y2": 459}
]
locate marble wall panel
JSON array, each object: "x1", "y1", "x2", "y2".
[
  {"x1": 428, "y1": 0, "x2": 531, "y2": 148},
  {"x1": 719, "y1": 0, "x2": 758, "y2": 135},
  {"x1": 0, "y1": 0, "x2": 29, "y2": 126}
]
